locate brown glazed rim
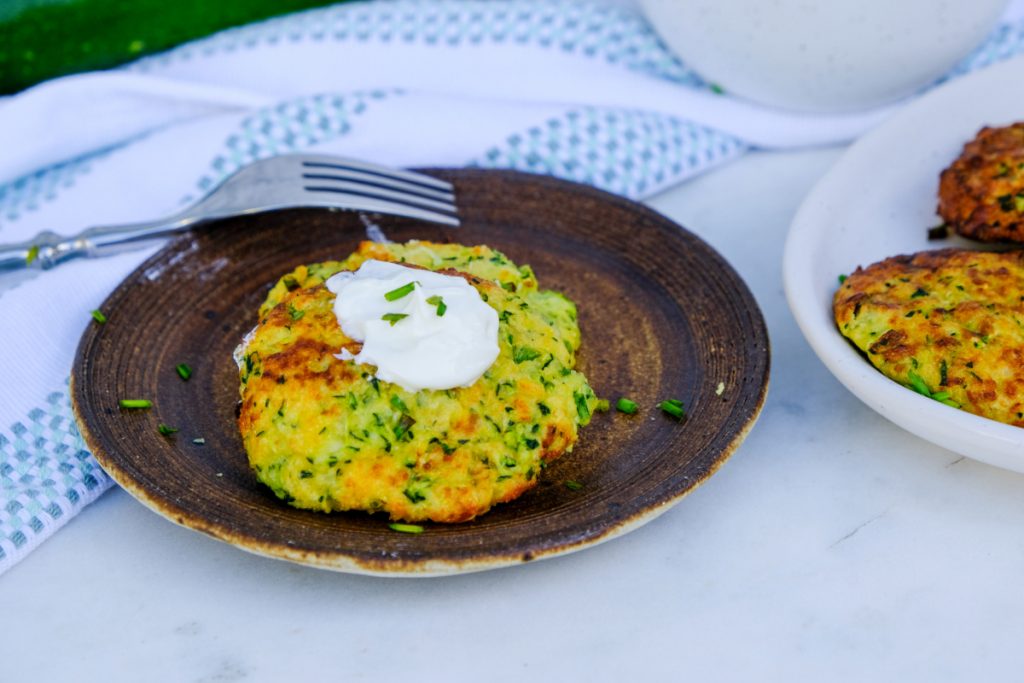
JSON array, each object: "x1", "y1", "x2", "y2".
[{"x1": 71, "y1": 169, "x2": 770, "y2": 576}]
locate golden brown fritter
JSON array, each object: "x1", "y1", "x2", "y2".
[
  {"x1": 835, "y1": 248, "x2": 1024, "y2": 428},
  {"x1": 938, "y1": 123, "x2": 1024, "y2": 242},
  {"x1": 237, "y1": 241, "x2": 599, "y2": 523}
]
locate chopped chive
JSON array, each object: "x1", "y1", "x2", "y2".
[
  {"x1": 157, "y1": 424, "x2": 178, "y2": 436},
  {"x1": 26, "y1": 245, "x2": 39, "y2": 266},
  {"x1": 90, "y1": 309, "x2": 107, "y2": 324},
  {"x1": 906, "y1": 370, "x2": 962, "y2": 409},
  {"x1": 119, "y1": 399, "x2": 152, "y2": 409},
  {"x1": 838, "y1": 274, "x2": 848, "y2": 284},
  {"x1": 906, "y1": 371, "x2": 931, "y2": 397},
  {"x1": 287, "y1": 303, "x2": 305, "y2": 321},
  {"x1": 595, "y1": 399, "x2": 610, "y2": 412},
  {"x1": 709, "y1": 82, "x2": 725, "y2": 95},
  {"x1": 382, "y1": 313, "x2": 408, "y2": 326},
  {"x1": 175, "y1": 363, "x2": 192, "y2": 381},
  {"x1": 715, "y1": 382, "x2": 725, "y2": 396},
  {"x1": 513, "y1": 347, "x2": 542, "y2": 363},
  {"x1": 658, "y1": 399, "x2": 686, "y2": 420},
  {"x1": 574, "y1": 390, "x2": 592, "y2": 421},
  {"x1": 384, "y1": 281, "x2": 417, "y2": 301},
  {"x1": 564, "y1": 480, "x2": 584, "y2": 491},
  {"x1": 192, "y1": 438, "x2": 206, "y2": 445},
  {"x1": 616, "y1": 398, "x2": 638, "y2": 414},
  {"x1": 426, "y1": 295, "x2": 447, "y2": 317},
  {"x1": 388, "y1": 522, "x2": 424, "y2": 534},
  {"x1": 390, "y1": 394, "x2": 410, "y2": 414}
]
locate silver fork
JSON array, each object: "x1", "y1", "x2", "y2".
[{"x1": 0, "y1": 154, "x2": 459, "y2": 271}]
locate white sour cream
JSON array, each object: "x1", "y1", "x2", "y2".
[{"x1": 325, "y1": 260, "x2": 499, "y2": 392}]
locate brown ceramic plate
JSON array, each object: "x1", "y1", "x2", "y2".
[{"x1": 71, "y1": 169, "x2": 769, "y2": 576}]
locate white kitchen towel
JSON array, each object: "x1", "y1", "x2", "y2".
[{"x1": 2, "y1": 0, "x2": 1024, "y2": 575}]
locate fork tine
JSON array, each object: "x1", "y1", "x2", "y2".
[
  {"x1": 303, "y1": 178, "x2": 456, "y2": 213},
  {"x1": 297, "y1": 156, "x2": 454, "y2": 192},
  {"x1": 302, "y1": 188, "x2": 460, "y2": 226},
  {"x1": 199, "y1": 154, "x2": 460, "y2": 226},
  {"x1": 291, "y1": 154, "x2": 459, "y2": 225},
  {"x1": 302, "y1": 171, "x2": 453, "y2": 204}
]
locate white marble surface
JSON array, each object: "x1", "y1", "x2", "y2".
[{"x1": 6, "y1": 147, "x2": 1024, "y2": 682}]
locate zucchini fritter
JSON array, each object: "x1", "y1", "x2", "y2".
[
  {"x1": 938, "y1": 123, "x2": 1024, "y2": 243},
  {"x1": 238, "y1": 240, "x2": 599, "y2": 522},
  {"x1": 834, "y1": 248, "x2": 1024, "y2": 428}
]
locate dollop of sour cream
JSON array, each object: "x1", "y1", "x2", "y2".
[{"x1": 325, "y1": 260, "x2": 499, "y2": 392}]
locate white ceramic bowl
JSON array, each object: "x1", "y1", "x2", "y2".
[
  {"x1": 639, "y1": 0, "x2": 1008, "y2": 112},
  {"x1": 784, "y1": 55, "x2": 1024, "y2": 472}
]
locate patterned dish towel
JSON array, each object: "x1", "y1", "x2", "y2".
[{"x1": 3, "y1": 0, "x2": 1024, "y2": 575}]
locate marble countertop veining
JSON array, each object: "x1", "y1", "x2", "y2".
[{"x1": 5, "y1": 146, "x2": 1023, "y2": 682}]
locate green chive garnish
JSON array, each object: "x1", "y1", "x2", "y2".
[
  {"x1": 382, "y1": 313, "x2": 408, "y2": 326},
  {"x1": 426, "y1": 295, "x2": 447, "y2": 317},
  {"x1": 390, "y1": 394, "x2": 410, "y2": 414},
  {"x1": 907, "y1": 370, "x2": 931, "y2": 397},
  {"x1": 119, "y1": 399, "x2": 152, "y2": 409},
  {"x1": 26, "y1": 245, "x2": 39, "y2": 266},
  {"x1": 595, "y1": 398, "x2": 610, "y2": 412},
  {"x1": 513, "y1": 347, "x2": 542, "y2": 363},
  {"x1": 906, "y1": 370, "x2": 961, "y2": 408},
  {"x1": 192, "y1": 438, "x2": 206, "y2": 445},
  {"x1": 616, "y1": 398, "x2": 638, "y2": 414},
  {"x1": 175, "y1": 363, "x2": 192, "y2": 381},
  {"x1": 709, "y1": 82, "x2": 725, "y2": 95},
  {"x1": 658, "y1": 399, "x2": 686, "y2": 420},
  {"x1": 388, "y1": 522, "x2": 424, "y2": 534},
  {"x1": 157, "y1": 424, "x2": 178, "y2": 436},
  {"x1": 90, "y1": 309, "x2": 107, "y2": 324},
  {"x1": 838, "y1": 274, "x2": 848, "y2": 284},
  {"x1": 565, "y1": 480, "x2": 584, "y2": 491},
  {"x1": 384, "y1": 281, "x2": 417, "y2": 301}
]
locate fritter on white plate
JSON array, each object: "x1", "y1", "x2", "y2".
[
  {"x1": 835, "y1": 248, "x2": 1024, "y2": 428},
  {"x1": 938, "y1": 123, "x2": 1024, "y2": 243}
]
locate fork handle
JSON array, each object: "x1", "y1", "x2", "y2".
[{"x1": 0, "y1": 214, "x2": 201, "y2": 271}]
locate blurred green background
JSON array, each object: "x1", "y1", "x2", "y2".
[{"x1": 0, "y1": 0, "x2": 347, "y2": 94}]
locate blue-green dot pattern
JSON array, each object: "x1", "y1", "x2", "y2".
[
  {"x1": 470, "y1": 107, "x2": 746, "y2": 198},
  {"x1": 0, "y1": 387, "x2": 111, "y2": 568}
]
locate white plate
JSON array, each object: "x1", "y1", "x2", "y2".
[{"x1": 783, "y1": 55, "x2": 1024, "y2": 473}]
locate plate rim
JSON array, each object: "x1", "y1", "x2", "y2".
[
  {"x1": 72, "y1": 168, "x2": 771, "y2": 576},
  {"x1": 72, "y1": 367, "x2": 763, "y2": 576},
  {"x1": 783, "y1": 55, "x2": 1024, "y2": 472}
]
